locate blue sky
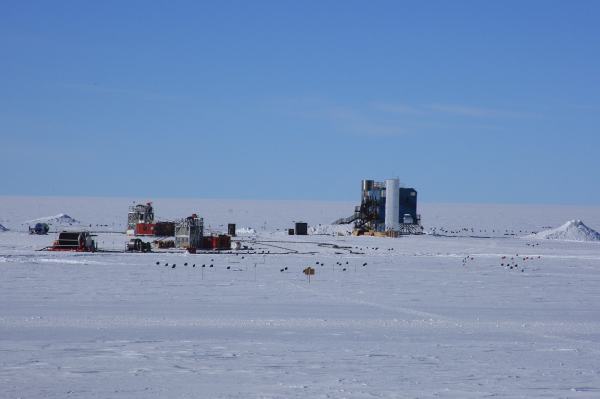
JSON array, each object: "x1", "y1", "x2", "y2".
[{"x1": 1, "y1": 1, "x2": 599, "y2": 204}]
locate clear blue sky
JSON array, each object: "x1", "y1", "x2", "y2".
[{"x1": 1, "y1": 1, "x2": 599, "y2": 204}]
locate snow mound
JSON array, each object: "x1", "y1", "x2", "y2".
[
  {"x1": 309, "y1": 224, "x2": 353, "y2": 236},
  {"x1": 235, "y1": 227, "x2": 257, "y2": 235},
  {"x1": 0, "y1": 224, "x2": 7, "y2": 232},
  {"x1": 26, "y1": 213, "x2": 80, "y2": 225},
  {"x1": 528, "y1": 220, "x2": 600, "y2": 242}
]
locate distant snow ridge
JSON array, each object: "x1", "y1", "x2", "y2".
[
  {"x1": 528, "y1": 220, "x2": 600, "y2": 242},
  {"x1": 26, "y1": 213, "x2": 80, "y2": 225}
]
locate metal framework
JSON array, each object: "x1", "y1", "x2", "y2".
[
  {"x1": 127, "y1": 202, "x2": 154, "y2": 232},
  {"x1": 175, "y1": 214, "x2": 204, "y2": 249},
  {"x1": 335, "y1": 179, "x2": 423, "y2": 235}
]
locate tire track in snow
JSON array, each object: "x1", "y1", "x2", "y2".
[{"x1": 280, "y1": 278, "x2": 600, "y2": 351}]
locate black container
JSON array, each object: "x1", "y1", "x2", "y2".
[
  {"x1": 228, "y1": 223, "x2": 236, "y2": 236},
  {"x1": 295, "y1": 222, "x2": 308, "y2": 235}
]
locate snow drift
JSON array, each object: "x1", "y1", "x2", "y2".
[
  {"x1": 308, "y1": 223, "x2": 353, "y2": 236},
  {"x1": 25, "y1": 213, "x2": 80, "y2": 225},
  {"x1": 235, "y1": 227, "x2": 257, "y2": 235},
  {"x1": 528, "y1": 220, "x2": 600, "y2": 242}
]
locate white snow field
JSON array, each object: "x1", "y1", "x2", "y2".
[{"x1": 1, "y1": 196, "x2": 600, "y2": 398}]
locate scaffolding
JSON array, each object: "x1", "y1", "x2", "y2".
[
  {"x1": 127, "y1": 202, "x2": 154, "y2": 233},
  {"x1": 175, "y1": 214, "x2": 204, "y2": 249},
  {"x1": 335, "y1": 179, "x2": 423, "y2": 235}
]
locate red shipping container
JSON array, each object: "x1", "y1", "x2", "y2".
[
  {"x1": 218, "y1": 235, "x2": 231, "y2": 250},
  {"x1": 200, "y1": 237, "x2": 212, "y2": 249},
  {"x1": 135, "y1": 223, "x2": 155, "y2": 236}
]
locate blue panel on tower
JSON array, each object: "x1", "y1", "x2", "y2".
[{"x1": 398, "y1": 188, "x2": 417, "y2": 223}]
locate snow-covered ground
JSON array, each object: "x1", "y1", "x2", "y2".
[{"x1": 1, "y1": 196, "x2": 600, "y2": 398}]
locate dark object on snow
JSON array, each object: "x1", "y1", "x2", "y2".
[
  {"x1": 228, "y1": 223, "x2": 236, "y2": 236},
  {"x1": 154, "y1": 221, "x2": 176, "y2": 237},
  {"x1": 154, "y1": 239, "x2": 175, "y2": 249},
  {"x1": 295, "y1": 222, "x2": 308, "y2": 236},
  {"x1": 127, "y1": 238, "x2": 151, "y2": 253},
  {"x1": 29, "y1": 223, "x2": 49, "y2": 235},
  {"x1": 49, "y1": 231, "x2": 96, "y2": 252}
]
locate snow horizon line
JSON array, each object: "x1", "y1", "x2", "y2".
[{"x1": 0, "y1": 194, "x2": 598, "y2": 208}]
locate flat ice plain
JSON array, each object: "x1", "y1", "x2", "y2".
[{"x1": 1, "y1": 196, "x2": 600, "y2": 398}]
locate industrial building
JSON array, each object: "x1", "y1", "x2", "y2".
[
  {"x1": 125, "y1": 202, "x2": 233, "y2": 252},
  {"x1": 175, "y1": 214, "x2": 203, "y2": 250},
  {"x1": 335, "y1": 178, "x2": 423, "y2": 235},
  {"x1": 127, "y1": 202, "x2": 155, "y2": 236},
  {"x1": 127, "y1": 202, "x2": 175, "y2": 237}
]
